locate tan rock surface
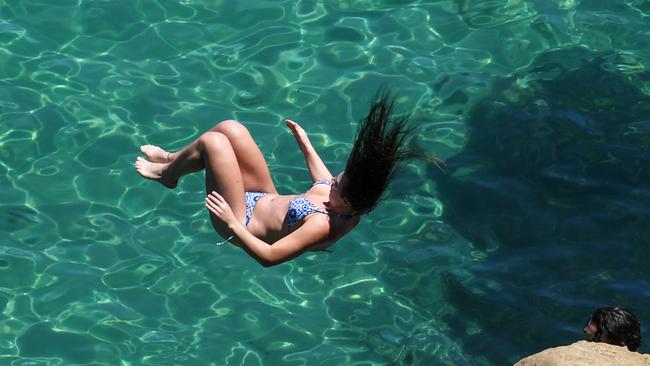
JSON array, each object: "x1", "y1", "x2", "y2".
[{"x1": 514, "y1": 341, "x2": 650, "y2": 366}]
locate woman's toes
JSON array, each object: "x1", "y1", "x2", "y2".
[{"x1": 140, "y1": 145, "x2": 170, "y2": 163}]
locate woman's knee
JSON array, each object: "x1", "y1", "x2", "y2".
[
  {"x1": 211, "y1": 120, "x2": 249, "y2": 140},
  {"x1": 198, "y1": 131, "x2": 231, "y2": 152}
]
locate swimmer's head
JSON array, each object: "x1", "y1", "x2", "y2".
[
  {"x1": 326, "y1": 172, "x2": 351, "y2": 211},
  {"x1": 584, "y1": 306, "x2": 641, "y2": 351},
  {"x1": 341, "y1": 91, "x2": 410, "y2": 214}
]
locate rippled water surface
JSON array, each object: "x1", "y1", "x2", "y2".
[{"x1": 2, "y1": 1, "x2": 650, "y2": 365}]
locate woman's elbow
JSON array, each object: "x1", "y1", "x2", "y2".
[
  {"x1": 255, "y1": 254, "x2": 280, "y2": 267},
  {"x1": 253, "y1": 246, "x2": 302, "y2": 267},
  {"x1": 257, "y1": 258, "x2": 272, "y2": 267},
  {"x1": 257, "y1": 253, "x2": 290, "y2": 267},
  {"x1": 258, "y1": 258, "x2": 280, "y2": 268}
]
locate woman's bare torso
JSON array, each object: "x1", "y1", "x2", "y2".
[{"x1": 246, "y1": 184, "x2": 359, "y2": 250}]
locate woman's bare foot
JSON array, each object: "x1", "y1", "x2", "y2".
[
  {"x1": 134, "y1": 156, "x2": 178, "y2": 188},
  {"x1": 140, "y1": 145, "x2": 172, "y2": 163}
]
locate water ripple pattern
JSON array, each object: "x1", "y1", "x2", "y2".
[{"x1": 1, "y1": 0, "x2": 649, "y2": 365}]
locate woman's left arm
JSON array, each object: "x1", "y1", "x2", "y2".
[
  {"x1": 286, "y1": 119, "x2": 333, "y2": 182},
  {"x1": 206, "y1": 192, "x2": 330, "y2": 267}
]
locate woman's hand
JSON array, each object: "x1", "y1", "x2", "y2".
[
  {"x1": 205, "y1": 192, "x2": 240, "y2": 229},
  {"x1": 285, "y1": 119, "x2": 310, "y2": 147}
]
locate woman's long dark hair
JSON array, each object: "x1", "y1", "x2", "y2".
[{"x1": 342, "y1": 91, "x2": 410, "y2": 213}]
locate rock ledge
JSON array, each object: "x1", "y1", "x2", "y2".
[{"x1": 514, "y1": 341, "x2": 650, "y2": 366}]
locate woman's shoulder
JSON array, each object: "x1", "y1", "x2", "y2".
[
  {"x1": 307, "y1": 178, "x2": 332, "y2": 191},
  {"x1": 300, "y1": 210, "x2": 357, "y2": 232},
  {"x1": 305, "y1": 184, "x2": 332, "y2": 195},
  {"x1": 305, "y1": 214, "x2": 360, "y2": 252},
  {"x1": 311, "y1": 178, "x2": 333, "y2": 186}
]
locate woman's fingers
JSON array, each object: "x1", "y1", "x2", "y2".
[
  {"x1": 286, "y1": 120, "x2": 297, "y2": 134},
  {"x1": 206, "y1": 196, "x2": 219, "y2": 209},
  {"x1": 206, "y1": 192, "x2": 227, "y2": 214},
  {"x1": 206, "y1": 201, "x2": 226, "y2": 221},
  {"x1": 208, "y1": 191, "x2": 225, "y2": 203},
  {"x1": 205, "y1": 201, "x2": 219, "y2": 216},
  {"x1": 205, "y1": 202, "x2": 217, "y2": 215},
  {"x1": 285, "y1": 119, "x2": 304, "y2": 133},
  {"x1": 205, "y1": 191, "x2": 237, "y2": 228},
  {"x1": 205, "y1": 192, "x2": 241, "y2": 227},
  {"x1": 205, "y1": 195, "x2": 221, "y2": 208}
]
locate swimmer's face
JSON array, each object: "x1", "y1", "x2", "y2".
[{"x1": 328, "y1": 172, "x2": 353, "y2": 211}]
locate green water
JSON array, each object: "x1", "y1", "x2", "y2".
[{"x1": 2, "y1": 1, "x2": 650, "y2": 365}]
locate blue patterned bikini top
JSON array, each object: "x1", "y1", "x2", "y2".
[{"x1": 286, "y1": 179, "x2": 351, "y2": 225}]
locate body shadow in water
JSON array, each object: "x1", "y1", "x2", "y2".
[{"x1": 430, "y1": 46, "x2": 650, "y2": 364}]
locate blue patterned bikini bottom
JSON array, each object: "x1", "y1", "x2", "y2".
[{"x1": 245, "y1": 191, "x2": 268, "y2": 226}]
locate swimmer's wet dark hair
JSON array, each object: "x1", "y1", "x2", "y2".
[
  {"x1": 585, "y1": 306, "x2": 641, "y2": 351},
  {"x1": 342, "y1": 91, "x2": 410, "y2": 213}
]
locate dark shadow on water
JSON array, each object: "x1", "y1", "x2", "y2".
[{"x1": 431, "y1": 46, "x2": 650, "y2": 364}]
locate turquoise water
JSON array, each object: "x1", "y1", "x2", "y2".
[{"x1": 1, "y1": 0, "x2": 650, "y2": 365}]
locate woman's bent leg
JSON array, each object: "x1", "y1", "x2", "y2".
[
  {"x1": 198, "y1": 132, "x2": 247, "y2": 234},
  {"x1": 135, "y1": 131, "x2": 246, "y2": 236},
  {"x1": 211, "y1": 120, "x2": 277, "y2": 194},
  {"x1": 140, "y1": 120, "x2": 277, "y2": 194}
]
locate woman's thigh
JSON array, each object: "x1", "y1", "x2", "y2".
[
  {"x1": 199, "y1": 131, "x2": 247, "y2": 233},
  {"x1": 211, "y1": 120, "x2": 277, "y2": 194}
]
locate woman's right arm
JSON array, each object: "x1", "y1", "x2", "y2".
[
  {"x1": 206, "y1": 191, "x2": 330, "y2": 267},
  {"x1": 285, "y1": 119, "x2": 332, "y2": 181}
]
